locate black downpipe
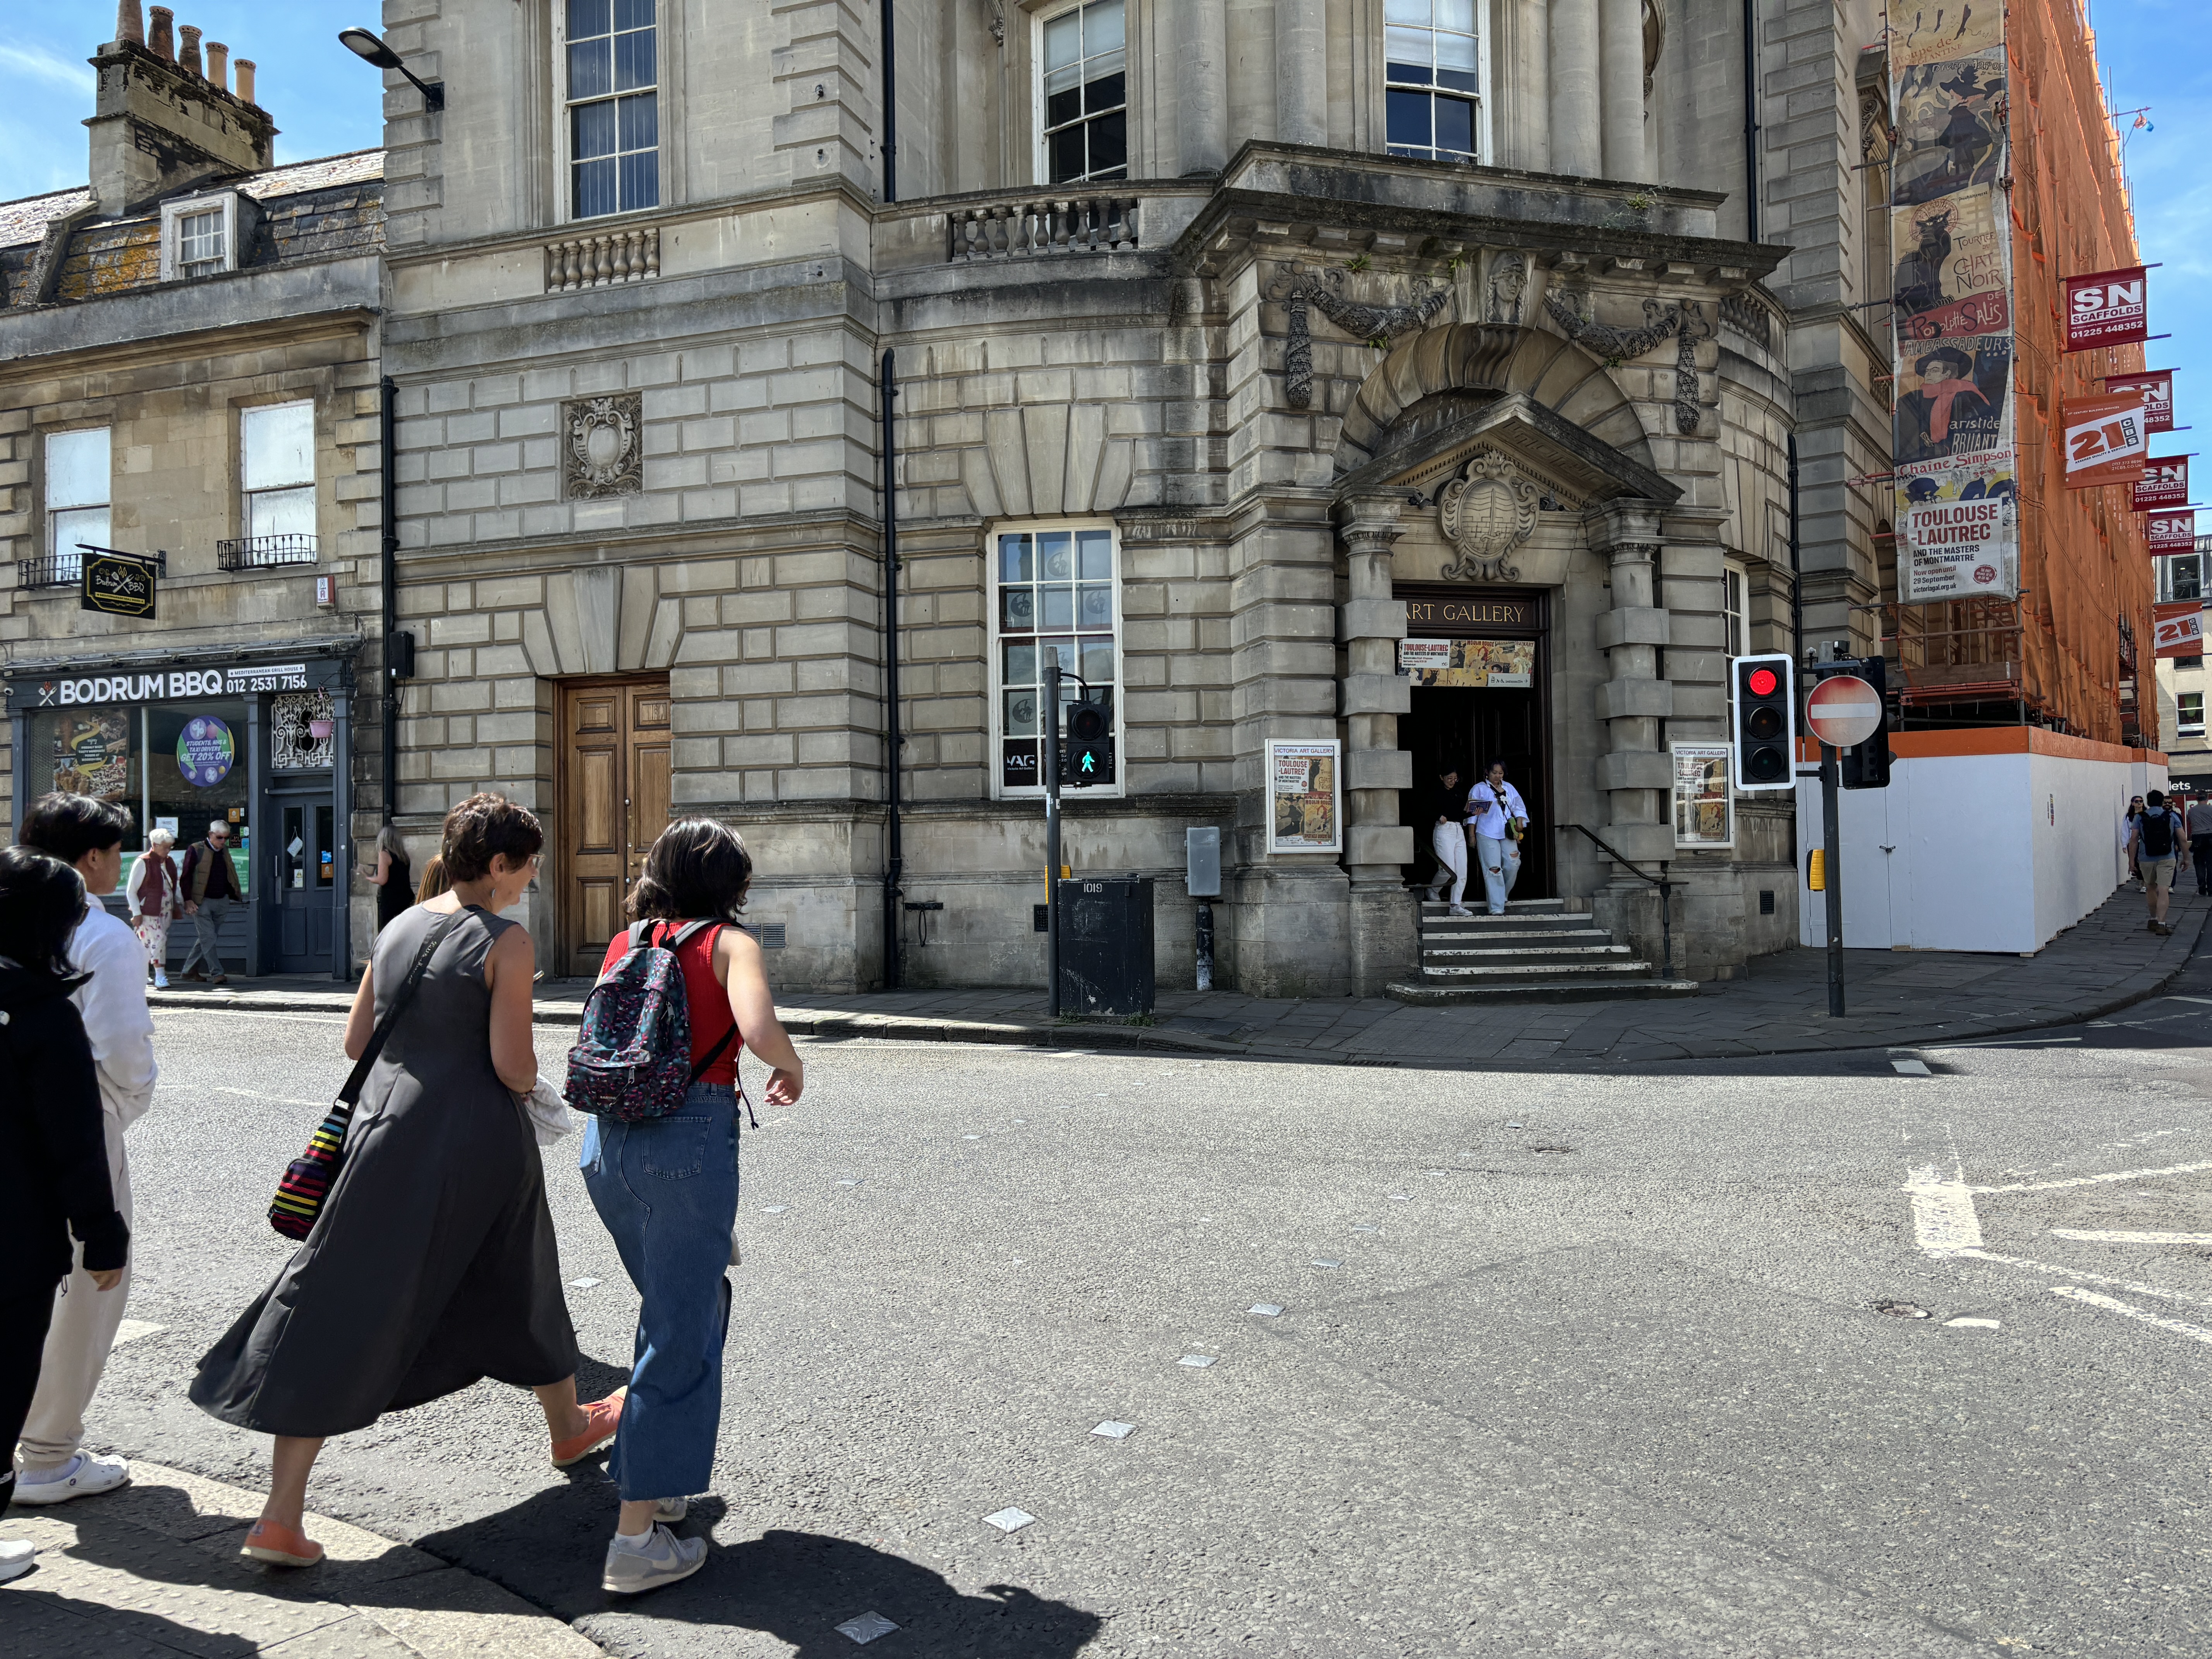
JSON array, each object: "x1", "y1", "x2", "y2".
[
  {"x1": 1741, "y1": 0, "x2": 1760, "y2": 242},
  {"x1": 1787, "y1": 433, "x2": 1803, "y2": 665},
  {"x1": 879, "y1": 0, "x2": 897, "y2": 203},
  {"x1": 380, "y1": 376, "x2": 400, "y2": 819},
  {"x1": 880, "y1": 350, "x2": 903, "y2": 990}
]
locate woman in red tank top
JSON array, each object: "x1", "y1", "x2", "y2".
[{"x1": 577, "y1": 819, "x2": 804, "y2": 1595}]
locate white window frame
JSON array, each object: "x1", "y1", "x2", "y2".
[
  {"x1": 159, "y1": 191, "x2": 241, "y2": 280},
  {"x1": 552, "y1": 0, "x2": 664, "y2": 225},
  {"x1": 45, "y1": 426, "x2": 111, "y2": 581},
  {"x1": 1032, "y1": 0, "x2": 1129, "y2": 187},
  {"x1": 1722, "y1": 560, "x2": 1749, "y2": 657},
  {"x1": 2159, "y1": 552, "x2": 2202, "y2": 604},
  {"x1": 240, "y1": 399, "x2": 318, "y2": 549},
  {"x1": 987, "y1": 518, "x2": 1127, "y2": 802},
  {"x1": 2181, "y1": 690, "x2": 2205, "y2": 738},
  {"x1": 1381, "y1": 0, "x2": 1491, "y2": 165}
]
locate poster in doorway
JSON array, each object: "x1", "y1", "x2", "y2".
[
  {"x1": 1671, "y1": 743, "x2": 1735, "y2": 848},
  {"x1": 1267, "y1": 739, "x2": 1341, "y2": 854},
  {"x1": 1400, "y1": 638, "x2": 1535, "y2": 689}
]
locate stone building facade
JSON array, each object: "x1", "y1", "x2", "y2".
[{"x1": 0, "y1": 14, "x2": 388, "y2": 976}]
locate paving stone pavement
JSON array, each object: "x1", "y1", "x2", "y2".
[
  {"x1": 2, "y1": 1462, "x2": 605, "y2": 1657},
  {"x1": 149, "y1": 884, "x2": 2206, "y2": 1071}
]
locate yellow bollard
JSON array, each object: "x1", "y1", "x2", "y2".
[{"x1": 1808, "y1": 848, "x2": 1826, "y2": 891}]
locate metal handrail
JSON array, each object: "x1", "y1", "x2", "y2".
[
  {"x1": 1556, "y1": 821, "x2": 1674, "y2": 979},
  {"x1": 216, "y1": 534, "x2": 318, "y2": 571}
]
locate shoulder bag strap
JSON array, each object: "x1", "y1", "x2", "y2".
[{"x1": 335, "y1": 909, "x2": 468, "y2": 1108}]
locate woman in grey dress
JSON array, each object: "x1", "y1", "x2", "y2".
[{"x1": 192, "y1": 794, "x2": 623, "y2": 1568}]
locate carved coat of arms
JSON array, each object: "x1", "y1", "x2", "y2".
[
  {"x1": 564, "y1": 393, "x2": 643, "y2": 498},
  {"x1": 1438, "y1": 451, "x2": 1539, "y2": 582}
]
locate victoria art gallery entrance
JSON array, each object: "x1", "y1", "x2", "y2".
[{"x1": 1394, "y1": 586, "x2": 1553, "y2": 901}]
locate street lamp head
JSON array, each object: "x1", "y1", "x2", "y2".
[{"x1": 338, "y1": 27, "x2": 402, "y2": 70}]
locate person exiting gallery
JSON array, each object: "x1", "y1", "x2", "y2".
[
  {"x1": 1467, "y1": 762, "x2": 1529, "y2": 916},
  {"x1": 1422, "y1": 767, "x2": 1472, "y2": 915}
]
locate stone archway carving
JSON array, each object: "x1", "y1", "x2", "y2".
[
  {"x1": 1438, "y1": 450, "x2": 1540, "y2": 582},
  {"x1": 1332, "y1": 323, "x2": 1658, "y2": 478}
]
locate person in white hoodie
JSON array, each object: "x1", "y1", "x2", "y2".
[{"x1": 11, "y1": 793, "x2": 156, "y2": 1504}]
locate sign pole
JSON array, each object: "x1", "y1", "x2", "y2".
[
  {"x1": 1044, "y1": 661, "x2": 1063, "y2": 1020},
  {"x1": 1821, "y1": 738, "x2": 1845, "y2": 1017}
]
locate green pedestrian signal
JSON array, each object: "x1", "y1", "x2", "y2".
[{"x1": 1062, "y1": 697, "x2": 1116, "y2": 786}]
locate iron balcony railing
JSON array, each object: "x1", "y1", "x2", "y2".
[
  {"x1": 16, "y1": 548, "x2": 168, "y2": 589},
  {"x1": 217, "y1": 534, "x2": 318, "y2": 571}
]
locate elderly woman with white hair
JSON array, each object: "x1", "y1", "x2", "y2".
[{"x1": 124, "y1": 828, "x2": 182, "y2": 989}]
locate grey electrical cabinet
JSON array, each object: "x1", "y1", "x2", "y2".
[{"x1": 1057, "y1": 876, "x2": 1155, "y2": 1016}]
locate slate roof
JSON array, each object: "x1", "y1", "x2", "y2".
[{"x1": 0, "y1": 150, "x2": 385, "y2": 251}]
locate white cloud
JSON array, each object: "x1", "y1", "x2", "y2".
[{"x1": 0, "y1": 41, "x2": 96, "y2": 97}]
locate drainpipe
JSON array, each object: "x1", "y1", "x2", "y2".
[
  {"x1": 380, "y1": 376, "x2": 400, "y2": 819},
  {"x1": 1787, "y1": 432, "x2": 1803, "y2": 665},
  {"x1": 1741, "y1": 0, "x2": 1760, "y2": 241},
  {"x1": 879, "y1": 0, "x2": 897, "y2": 202},
  {"x1": 880, "y1": 349, "x2": 903, "y2": 990}
]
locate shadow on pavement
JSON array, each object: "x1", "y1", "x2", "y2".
[
  {"x1": 0, "y1": 1585, "x2": 260, "y2": 1655},
  {"x1": 416, "y1": 1481, "x2": 1105, "y2": 1658}
]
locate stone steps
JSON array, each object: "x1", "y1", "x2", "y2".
[{"x1": 1388, "y1": 892, "x2": 1698, "y2": 1005}]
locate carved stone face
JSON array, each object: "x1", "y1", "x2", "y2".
[{"x1": 1492, "y1": 259, "x2": 1525, "y2": 302}]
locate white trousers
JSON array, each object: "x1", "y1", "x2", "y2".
[
  {"x1": 1475, "y1": 833, "x2": 1522, "y2": 915},
  {"x1": 1427, "y1": 823, "x2": 1468, "y2": 906},
  {"x1": 18, "y1": 1110, "x2": 132, "y2": 1472}
]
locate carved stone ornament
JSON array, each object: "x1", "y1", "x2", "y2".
[
  {"x1": 1486, "y1": 251, "x2": 1528, "y2": 325},
  {"x1": 1266, "y1": 262, "x2": 1455, "y2": 408},
  {"x1": 1438, "y1": 450, "x2": 1540, "y2": 583},
  {"x1": 1545, "y1": 290, "x2": 1710, "y2": 434},
  {"x1": 563, "y1": 393, "x2": 643, "y2": 499}
]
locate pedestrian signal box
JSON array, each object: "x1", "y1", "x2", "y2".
[
  {"x1": 1731, "y1": 653, "x2": 1796, "y2": 792},
  {"x1": 1836, "y1": 657, "x2": 1892, "y2": 791},
  {"x1": 1062, "y1": 696, "x2": 1115, "y2": 786}
]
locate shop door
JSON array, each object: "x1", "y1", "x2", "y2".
[
  {"x1": 558, "y1": 677, "x2": 672, "y2": 977},
  {"x1": 268, "y1": 785, "x2": 338, "y2": 972},
  {"x1": 1396, "y1": 634, "x2": 1554, "y2": 901}
]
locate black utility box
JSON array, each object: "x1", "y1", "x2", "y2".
[{"x1": 1057, "y1": 876, "x2": 1155, "y2": 1016}]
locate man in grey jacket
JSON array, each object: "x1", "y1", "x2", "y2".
[{"x1": 12, "y1": 793, "x2": 156, "y2": 1504}]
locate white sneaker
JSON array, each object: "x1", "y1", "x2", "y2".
[
  {"x1": 653, "y1": 1497, "x2": 688, "y2": 1523},
  {"x1": 0, "y1": 1539, "x2": 36, "y2": 1583},
  {"x1": 1448, "y1": 906, "x2": 1473, "y2": 917},
  {"x1": 153, "y1": 970, "x2": 170, "y2": 989},
  {"x1": 602, "y1": 1523, "x2": 708, "y2": 1595},
  {"x1": 10, "y1": 1453, "x2": 131, "y2": 1506}
]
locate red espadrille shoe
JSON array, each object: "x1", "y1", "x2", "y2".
[
  {"x1": 242, "y1": 1518, "x2": 324, "y2": 1568},
  {"x1": 551, "y1": 1388, "x2": 626, "y2": 1467}
]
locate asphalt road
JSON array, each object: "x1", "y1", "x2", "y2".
[{"x1": 74, "y1": 963, "x2": 2212, "y2": 1658}]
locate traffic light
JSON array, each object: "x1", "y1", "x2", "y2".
[
  {"x1": 1837, "y1": 656, "x2": 1893, "y2": 790},
  {"x1": 1731, "y1": 653, "x2": 1796, "y2": 792},
  {"x1": 1062, "y1": 695, "x2": 1115, "y2": 785}
]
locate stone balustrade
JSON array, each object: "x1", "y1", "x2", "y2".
[
  {"x1": 948, "y1": 196, "x2": 1141, "y2": 261},
  {"x1": 544, "y1": 227, "x2": 660, "y2": 293}
]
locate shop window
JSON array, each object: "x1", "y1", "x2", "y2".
[
  {"x1": 1723, "y1": 562, "x2": 1748, "y2": 657},
  {"x1": 42, "y1": 427, "x2": 110, "y2": 586},
  {"x1": 25, "y1": 697, "x2": 249, "y2": 886},
  {"x1": 158, "y1": 191, "x2": 243, "y2": 280},
  {"x1": 2183, "y1": 694, "x2": 2205, "y2": 738},
  {"x1": 991, "y1": 523, "x2": 1122, "y2": 797},
  {"x1": 1039, "y1": 0, "x2": 1127, "y2": 185},
  {"x1": 1384, "y1": 0, "x2": 1485, "y2": 163},
  {"x1": 237, "y1": 401, "x2": 317, "y2": 560},
  {"x1": 563, "y1": 0, "x2": 659, "y2": 220},
  {"x1": 2161, "y1": 552, "x2": 2202, "y2": 603}
]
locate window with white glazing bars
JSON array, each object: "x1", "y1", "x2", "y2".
[
  {"x1": 242, "y1": 402, "x2": 316, "y2": 546},
  {"x1": 992, "y1": 524, "x2": 1122, "y2": 796},
  {"x1": 1039, "y1": 0, "x2": 1127, "y2": 184},
  {"x1": 46, "y1": 428, "x2": 110, "y2": 583},
  {"x1": 1384, "y1": 0, "x2": 1484, "y2": 163},
  {"x1": 566, "y1": 0, "x2": 658, "y2": 219}
]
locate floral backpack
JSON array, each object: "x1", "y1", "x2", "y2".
[{"x1": 565, "y1": 920, "x2": 737, "y2": 1122}]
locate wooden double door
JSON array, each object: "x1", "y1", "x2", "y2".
[{"x1": 558, "y1": 676, "x2": 672, "y2": 977}]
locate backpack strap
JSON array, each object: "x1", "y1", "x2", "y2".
[{"x1": 662, "y1": 919, "x2": 741, "y2": 1081}]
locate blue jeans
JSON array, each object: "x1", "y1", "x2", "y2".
[{"x1": 579, "y1": 1081, "x2": 738, "y2": 1502}]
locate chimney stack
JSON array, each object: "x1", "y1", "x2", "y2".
[
  {"x1": 115, "y1": 0, "x2": 144, "y2": 46},
  {"x1": 147, "y1": 6, "x2": 173, "y2": 60},
  {"x1": 234, "y1": 58, "x2": 256, "y2": 106},
  {"x1": 178, "y1": 24, "x2": 203, "y2": 78},
  {"x1": 88, "y1": 13, "x2": 275, "y2": 211},
  {"x1": 205, "y1": 40, "x2": 227, "y2": 93}
]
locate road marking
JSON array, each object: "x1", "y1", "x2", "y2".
[
  {"x1": 1944, "y1": 1317, "x2": 2001, "y2": 1330},
  {"x1": 983, "y1": 1507, "x2": 1037, "y2": 1532},
  {"x1": 1249, "y1": 1304, "x2": 1284, "y2": 1317},
  {"x1": 1925, "y1": 1036, "x2": 2082, "y2": 1048},
  {"x1": 1178, "y1": 1353, "x2": 1217, "y2": 1368},
  {"x1": 1958, "y1": 1248, "x2": 2212, "y2": 1311},
  {"x1": 2162, "y1": 995, "x2": 2212, "y2": 1006},
  {"x1": 1091, "y1": 1421, "x2": 1136, "y2": 1439},
  {"x1": 835, "y1": 1611, "x2": 900, "y2": 1645},
  {"x1": 1905, "y1": 1165, "x2": 1985, "y2": 1255},
  {"x1": 113, "y1": 1319, "x2": 164, "y2": 1345},
  {"x1": 2052, "y1": 1286, "x2": 2212, "y2": 1346},
  {"x1": 1970, "y1": 1159, "x2": 2212, "y2": 1195},
  {"x1": 1893, "y1": 1059, "x2": 1933, "y2": 1076},
  {"x1": 2051, "y1": 1228, "x2": 2212, "y2": 1245}
]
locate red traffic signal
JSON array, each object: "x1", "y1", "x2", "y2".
[{"x1": 1747, "y1": 666, "x2": 1778, "y2": 697}]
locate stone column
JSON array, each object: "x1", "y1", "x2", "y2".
[
  {"x1": 1547, "y1": 0, "x2": 1602, "y2": 177},
  {"x1": 1276, "y1": 0, "x2": 1327, "y2": 146},
  {"x1": 1586, "y1": 501, "x2": 1674, "y2": 951},
  {"x1": 1336, "y1": 495, "x2": 1415, "y2": 996},
  {"x1": 1506, "y1": 0, "x2": 1550, "y2": 172},
  {"x1": 1598, "y1": 0, "x2": 1646, "y2": 179},
  {"x1": 1178, "y1": 0, "x2": 1230, "y2": 175}
]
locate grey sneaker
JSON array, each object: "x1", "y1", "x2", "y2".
[
  {"x1": 602, "y1": 1523, "x2": 707, "y2": 1595},
  {"x1": 653, "y1": 1497, "x2": 689, "y2": 1523}
]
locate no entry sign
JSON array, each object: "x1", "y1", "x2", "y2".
[{"x1": 1806, "y1": 675, "x2": 1883, "y2": 748}]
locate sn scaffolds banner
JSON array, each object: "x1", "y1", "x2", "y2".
[
  {"x1": 2148, "y1": 510, "x2": 2197, "y2": 556},
  {"x1": 2108, "y1": 368, "x2": 2176, "y2": 434},
  {"x1": 2064, "y1": 267, "x2": 2150, "y2": 352},
  {"x1": 1891, "y1": 11, "x2": 2016, "y2": 601},
  {"x1": 2131, "y1": 456, "x2": 2190, "y2": 513}
]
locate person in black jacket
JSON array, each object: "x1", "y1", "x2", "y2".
[{"x1": 0, "y1": 848, "x2": 129, "y2": 1582}]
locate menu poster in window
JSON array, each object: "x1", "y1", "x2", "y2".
[
  {"x1": 177, "y1": 715, "x2": 236, "y2": 787},
  {"x1": 1671, "y1": 743, "x2": 1735, "y2": 849},
  {"x1": 1400, "y1": 637, "x2": 1535, "y2": 688},
  {"x1": 1267, "y1": 739, "x2": 1341, "y2": 855},
  {"x1": 53, "y1": 711, "x2": 131, "y2": 801}
]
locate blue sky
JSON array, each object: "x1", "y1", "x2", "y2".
[{"x1": 2, "y1": 5, "x2": 2203, "y2": 443}]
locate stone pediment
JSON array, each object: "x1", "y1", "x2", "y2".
[{"x1": 1331, "y1": 392, "x2": 1679, "y2": 510}]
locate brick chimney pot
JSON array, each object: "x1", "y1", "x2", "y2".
[
  {"x1": 148, "y1": 6, "x2": 174, "y2": 60},
  {"x1": 178, "y1": 24, "x2": 203, "y2": 78},
  {"x1": 115, "y1": 0, "x2": 144, "y2": 45},
  {"x1": 205, "y1": 40, "x2": 228, "y2": 92},
  {"x1": 234, "y1": 57, "x2": 256, "y2": 106}
]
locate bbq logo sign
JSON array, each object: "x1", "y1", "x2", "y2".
[
  {"x1": 79, "y1": 549, "x2": 157, "y2": 620},
  {"x1": 1890, "y1": 18, "x2": 2018, "y2": 602}
]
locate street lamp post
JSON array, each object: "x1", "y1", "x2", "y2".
[{"x1": 337, "y1": 27, "x2": 445, "y2": 112}]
